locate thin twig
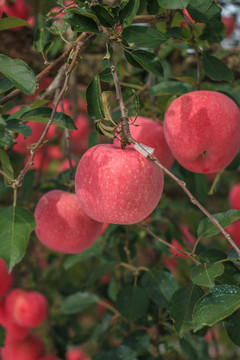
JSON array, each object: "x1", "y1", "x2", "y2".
[
  {"x1": 137, "y1": 224, "x2": 200, "y2": 265},
  {"x1": 109, "y1": 48, "x2": 240, "y2": 257},
  {"x1": 0, "y1": 32, "x2": 92, "y2": 106},
  {"x1": 132, "y1": 12, "x2": 177, "y2": 24},
  {"x1": 180, "y1": 10, "x2": 202, "y2": 90},
  {"x1": 12, "y1": 34, "x2": 96, "y2": 189}
]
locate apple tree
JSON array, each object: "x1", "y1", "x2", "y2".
[{"x1": 1, "y1": 0, "x2": 240, "y2": 359}]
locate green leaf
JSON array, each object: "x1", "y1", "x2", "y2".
[
  {"x1": 140, "y1": 270, "x2": 178, "y2": 307},
  {"x1": 63, "y1": 237, "x2": 105, "y2": 269},
  {"x1": 168, "y1": 284, "x2": 204, "y2": 336},
  {"x1": 228, "y1": 246, "x2": 240, "y2": 266},
  {"x1": 0, "y1": 16, "x2": 29, "y2": 31},
  {"x1": 116, "y1": 286, "x2": 149, "y2": 322},
  {"x1": 202, "y1": 54, "x2": 234, "y2": 82},
  {"x1": 0, "y1": 54, "x2": 36, "y2": 96},
  {"x1": 180, "y1": 334, "x2": 210, "y2": 360},
  {"x1": 62, "y1": 13, "x2": 99, "y2": 33},
  {"x1": 84, "y1": 261, "x2": 119, "y2": 288},
  {"x1": 157, "y1": 0, "x2": 189, "y2": 9},
  {"x1": 224, "y1": 309, "x2": 240, "y2": 347},
  {"x1": 0, "y1": 148, "x2": 13, "y2": 186},
  {"x1": 0, "y1": 125, "x2": 13, "y2": 147},
  {"x1": 34, "y1": 28, "x2": 45, "y2": 52},
  {"x1": 99, "y1": 68, "x2": 112, "y2": 82},
  {"x1": 86, "y1": 75, "x2": 105, "y2": 120},
  {"x1": 123, "y1": 330, "x2": 150, "y2": 356},
  {"x1": 191, "y1": 263, "x2": 225, "y2": 288},
  {"x1": 60, "y1": 292, "x2": 99, "y2": 314},
  {"x1": 186, "y1": 7, "x2": 210, "y2": 23},
  {"x1": 20, "y1": 107, "x2": 77, "y2": 130},
  {"x1": 0, "y1": 77, "x2": 14, "y2": 94},
  {"x1": 122, "y1": 26, "x2": 167, "y2": 48},
  {"x1": 125, "y1": 49, "x2": 163, "y2": 76},
  {"x1": 187, "y1": 0, "x2": 213, "y2": 14},
  {"x1": 91, "y1": 5, "x2": 116, "y2": 27},
  {"x1": 0, "y1": 206, "x2": 36, "y2": 272},
  {"x1": 149, "y1": 80, "x2": 194, "y2": 96},
  {"x1": 197, "y1": 209, "x2": 240, "y2": 239},
  {"x1": 0, "y1": 325, "x2": 4, "y2": 347},
  {"x1": 119, "y1": 0, "x2": 140, "y2": 27},
  {"x1": 47, "y1": 20, "x2": 68, "y2": 36},
  {"x1": 193, "y1": 285, "x2": 240, "y2": 331},
  {"x1": 6, "y1": 119, "x2": 32, "y2": 138}
]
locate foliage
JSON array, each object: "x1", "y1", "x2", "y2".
[{"x1": 1, "y1": 0, "x2": 240, "y2": 359}]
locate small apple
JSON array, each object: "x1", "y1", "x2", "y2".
[
  {"x1": 229, "y1": 182, "x2": 240, "y2": 210},
  {"x1": 1, "y1": 334, "x2": 45, "y2": 360},
  {"x1": 5, "y1": 288, "x2": 48, "y2": 328},
  {"x1": 222, "y1": 16, "x2": 236, "y2": 37},
  {"x1": 0, "y1": 298, "x2": 30, "y2": 343},
  {"x1": 0, "y1": 258, "x2": 13, "y2": 295},
  {"x1": 114, "y1": 116, "x2": 174, "y2": 169},
  {"x1": 34, "y1": 190, "x2": 103, "y2": 253},
  {"x1": 66, "y1": 348, "x2": 91, "y2": 360},
  {"x1": 75, "y1": 144, "x2": 164, "y2": 225},
  {"x1": 0, "y1": 0, "x2": 30, "y2": 21},
  {"x1": 163, "y1": 91, "x2": 240, "y2": 173}
]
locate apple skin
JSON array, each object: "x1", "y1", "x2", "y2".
[
  {"x1": 0, "y1": 258, "x2": 13, "y2": 295},
  {"x1": 229, "y1": 183, "x2": 240, "y2": 210},
  {"x1": 163, "y1": 91, "x2": 240, "y2": 173},
  {"x1": 5, "y1": 289, "x2": 48, "y2": 328},
  {"x1": 66, "y1": 348, "x2": 91, "y2": 360},
  {"x1": 34, "y1": 190, "x2": 103, "y2": 253},
  {"x1": 222, "y1": 16, "x2": 236, "y2": 37},
  {"x1": 75, "y1": 144, "x2": 164, "y2": 225},
  {"x1": 0, "y1": 0, "x2": 30, "y2": 20},
  {"x1": 0, "y1": 298, "x2": 30, "y2": 343},
  {"x1": 1, "y1": 334, "x2": 45, "y2": 360},
  {"x1": 114, "y1": 116, "x2": 174, "y2": 169}
]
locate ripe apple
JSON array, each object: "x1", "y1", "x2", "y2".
[
  {"x1": 0, "y1": 0, "x2": 30, "y2": 21},
  {"x1": 66, "y1": 348, "x2": 91, "y2": 360},
  {"x1": 0, "y1": 298, "x2": 30, "y2": 343},
  {"x1": 222, "y1": 16, "x2": 236, "y2": 37},
  {"x1": 34, "y1": 190, "x2": 103, "y2": 253},
  {"x1": 1, "y1": 334, "x2": 45, "y2": 360},
  {"x1": 229, "y1": 182, "x2": 240, "y2": 210},
  {"x1": 70, "y1": 114, "x2": 91, "y2": 156},
  {"x1": 114, "y1": 116, "x2": 174, "y2": 169},
  {"x1": 13, "y1": 121, "x2": 56, "y2": 154},
  {"x1": 163, "y1": 91, "x2": 240, "y2": 173},
  {"x1": 75, "y1": 144, "x2": 164, "y2": 225},
  {"x1": 0, "y1": 258, "x2": 13, "y2": 295},
  {"x1": 5, "y1": 288, "x2": 48, "y2": 328},
  {"x1": 57, "y1": 158, "x2": 77, "y2": 173}
]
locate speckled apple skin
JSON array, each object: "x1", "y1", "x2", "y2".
[
  {"x1": 0, "y1": 258, "x2": 13, "y2": 295},
  {"x1": 1, "y1": 334, "x2": 45, "y2": 360},
  {"x1": 34, "y1": 190, "x2": 102, "y2": 253},
  {"x1": 163, "y1": 91, "x2": 240, "y2": 173},
  {"x1": 114, "y1": 116, "x2": 174, "y2": 169},
  {"x1": 5, "y1": 289, "x2": 48, "y2": 328},
  {"x1": 229, "y1": 183, "x2": 240, "y2": 210},
  {"x1": 75, "y1": 144, "x2": 164, "y2": 225}
]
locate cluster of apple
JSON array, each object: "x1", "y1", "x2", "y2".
[
  {"x1": 0, "y1": 258, "x2": 91, "y2": 360},
  {"x1": 33, "y1": 90, "x2": 240, "y2": 256}
]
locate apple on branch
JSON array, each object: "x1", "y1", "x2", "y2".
[{"x1": 163, "y1": 90, "x2": 240, "y2": 173}]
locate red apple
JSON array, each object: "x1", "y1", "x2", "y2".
[
  {"x1": 39, "y1": 357, "x2": 60, "y2": 360},
  {"x1": 5, "y1": 289, "x2": 48, "y2": 328},
  {"x1": 222, "y1": 16, "x2": 236, "y2": 37},
  {"x1": 163, "y1": 91, "x2": 240, "y2": 173},
  {"x1": 66, "y1": 348, "x2": 91, "y2": 360},
  {"x1": 0, "y1": 258, "x2": 13, "y2": 295},
  {"x1": 34, "y1": 190, "x2": 103, "y2": 253},
  {"x1": 1, "y1": 334, "x2": 45, "y2": 360},
  {"x1": 70, "y1": 114, "x2": 91, "y2": 156},
  {"x1": 114, "y1": 116, "x2": 174, "y2": 169},
  {"x1": 57, "y1": 158, "x2": 77, "y2": 173},
  {"x1": 75, "y1": 144, "x2": 164, "y2": 225},
  {"x1": 0, "y1": 0, "x2": 30, "y2": 21},
  {"x1": 0, "y1": 298, "x2": 30, "y2": 343},
  {"x1": 13, "y1": 121, "x2": 56, "y2": 154},
  {"x1": 229, "y1": 183, "x2": 240, "y2": 210}
]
